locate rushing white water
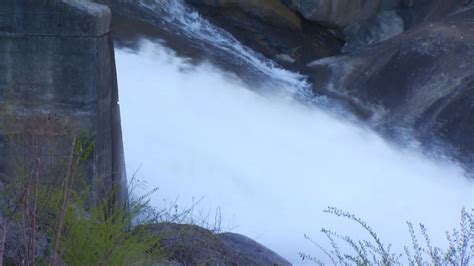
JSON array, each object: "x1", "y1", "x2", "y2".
[
  {"x1": 139, "y1": 0, "x2": 310, "y2": 93},
  {"x1": 116, "y1": 40, "x2": 473, "y2": 264}
]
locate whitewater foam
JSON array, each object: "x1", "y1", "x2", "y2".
[
  {"x1": 116, "y1": 41, "x2": 474, "y2": 264},
  {"x1": 139, "y1": 0, "x2": 310, "y2": 93}
]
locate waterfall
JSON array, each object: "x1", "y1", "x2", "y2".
[{"x1": 116, "y1": 40, "x2": 473, "y2": 264}]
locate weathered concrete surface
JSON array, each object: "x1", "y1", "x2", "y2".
[
  {"x1": 0, "y1": 0, "x2": 110, "y2": 36},
  {"x1": 0, "y1": 0, "x2": 126, "y2": 205},
  {"x1": 145, "y1": 223, "x2": 292, "y2": 266}
]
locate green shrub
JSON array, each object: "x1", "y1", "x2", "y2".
[
  {"x1": 0, "y1": 132, "x2": 166, "y2": 265},
  {"x1": 300, "y1": 207, "x2": 474, "y2": 266},
  {"x1": 59, "y1": 192, "x2": 165, "y2": 266}
]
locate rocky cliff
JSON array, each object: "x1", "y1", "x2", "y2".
[
  {"x1": 0, "y1": 0, "x2": 127, "y2": 204},
  {"x1": 309, "y1": 4, "x2": 474, "y2": 166}
]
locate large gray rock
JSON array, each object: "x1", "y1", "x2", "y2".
[
  {"x1": 342, "y1": 10, "x2": 404, "y2": 52},
  {"x1": 0, "y1": 0, "x2": 126, "y2": 205},
  {"x1": 145, "y1": 223, "x2": 292, "y2": 266},
  {"x1": 284, "y1": 0, "x2": 382, "y2": 27},
  {"x1": 283, "y1": 0, "x2": 472, "y2": 52},
  {"x1": 218, "y1": 232, "x2": 292, "y2": 266},
  {"x1": 308, "y1": 6, "x2": 474, "y2": 166},
  {"x1": 396, "y1": 0, "x2": 473, "y2": 28}
]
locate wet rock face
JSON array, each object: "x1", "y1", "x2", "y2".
[
  {"x1": 187, "y1": 0, "x2": 302, "y2": 30},
  {"x1": 285, "y1": 0, "x2": 382, "y2": 27},
  {"x1": 0, "y1": 0, "x2": 126, "y2": 204},
  {"x1": 342, "y1": 10, "x2": 404, "y2": 52},
  {"x1": 186, "y1": 0, "x2": 344, "y2": 70},
  {"x1": 308, "y1": 7, "x2": 474, "y2": 165},
  {"x1": 396, "y1": 0, "x2": 473, "y2": 28}
]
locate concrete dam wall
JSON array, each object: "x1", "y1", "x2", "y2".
[{"x1": 0, "y1": 0, "x2": 126, "y2": 204}]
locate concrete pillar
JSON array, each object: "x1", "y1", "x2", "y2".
[{"x1": 0, "y1": 0, "x2": 127, "y2": 206}]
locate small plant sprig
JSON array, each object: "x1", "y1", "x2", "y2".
[{"x1": 300, "y1": 207, "x2": 474, "y2": 266}]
